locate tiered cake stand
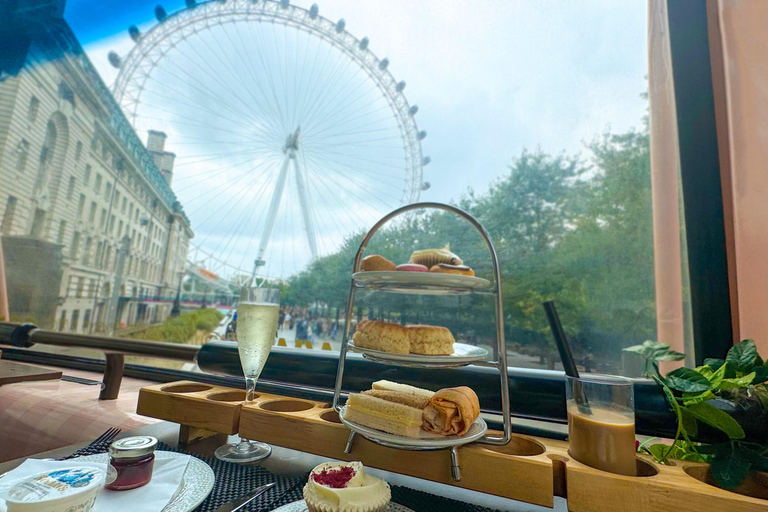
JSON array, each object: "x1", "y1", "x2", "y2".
[{"x1": 332, "y1": 202, "x2": 511, "y2": 480}]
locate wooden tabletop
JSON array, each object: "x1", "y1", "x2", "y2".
[{"x1": 0, "y1": 360, "x2": 62, "y2": 386}]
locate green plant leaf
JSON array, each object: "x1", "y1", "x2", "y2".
[
  {"x1": 719, "y1": 372, "x2": 756, "y2": 390},
  {"x1": 623, "y1": 344, "x2": 650, "y2": 355},
  {"x1": 699, "y1": 363, "x2": 727, "y2": 388},
  {"x1": 653, "y1": 349, "x2": 685, "y2": 362},
  {"x1": 665, "y1": 368, "x2": 712, "y2": 393},
  {"x1": 710, "y1": 444, "x2": 752, "y2": 489},
  {"x1": 682, "y1": 390, "x2": 715, "y2": 405},
  {"x1": 680, "y1": 408, "x2": 698, "y2": 437},
  {"x1": 727, "y1": 339, "x2": 758, "y2": 374},
  {"x1": 753, "y1": 384, "x2": 768, "y2": 411},
  {"x1": 704, "y1": 358, "x2": 726, "y2": 371},
  {"x1": 685, "y1": 402, "x2": 745, "y2": 439},
  {"x1": 737, "y1": 444, "x2": 768, "y2": 472},
  {"x1": 751, "y1": 366, "x2": 768, "y2": 385},
  {"x1": 646, "y1": 443, "x2": 669, "y2": 462}
]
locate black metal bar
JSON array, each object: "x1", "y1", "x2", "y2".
[
  {"x1": 1, "y1": 322, "x2": 198, "y2": 361},
  {"x1": 667, "y1": 0, "x2": 733, "y2": 363}
]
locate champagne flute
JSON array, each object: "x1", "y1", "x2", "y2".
[{"x1": 214, "y1": 286, "x2": 280, "y2": 463}]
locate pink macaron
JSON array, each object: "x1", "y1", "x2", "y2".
[{"x1": 396, "y1": 263, "x2": 429, "y2": 272}]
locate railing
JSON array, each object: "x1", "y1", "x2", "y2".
[{"x1": 0, "y1": 322, "x2": 199, "y2": 399}]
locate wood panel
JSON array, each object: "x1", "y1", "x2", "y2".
[{"x1": 137, "y1": 381, "x2": 768, "y2": 511}]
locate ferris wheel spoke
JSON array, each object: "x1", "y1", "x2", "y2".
[
  {"x1": 173, "y1": 31, "x2": 276, "y2": 128},
  {"x1": 173, "y1": 154, "x2": 278, "y2": 195},
  {"x1": 293, "y1": 36, "x2": 338, "y2": 126},
  {"x1": 303, "y1": 153, "x2": 402, "y2": 208},
  {"x1": 154, "y1": 54, "x2": 264, "y2": 129},
  {"x1": 215, "y1": 23, "x2": 288, "y2": 131},
  {"x1": 171, "y1": 147, "x2": 276, "y2": 169},
  {"x1": 302, "y1": 78, "x2": 377, "y2": 135},
  {"x1": 193, "y1": 158, "x2": 282, "y2": 247},
  {"x1": 249, "y1": 23, "x2": 291, "y2": 135},
  {"x1": 296, "y1": 47, "x2": 354, "y2": 131},
  {"x1": 184, "y1": 156, "x2": 281, "y2": 214},
  {"x1": 172, "y1": 150, "x2": 272, "y2": 184}
]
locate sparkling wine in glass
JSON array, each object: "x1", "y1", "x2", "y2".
[{"x1": 214, "y1": 287, "x2": 279, "y2": 463}]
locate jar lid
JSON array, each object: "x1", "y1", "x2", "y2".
[{"x1": 109, "y1": 436, "x2": 158, "y2": 459}]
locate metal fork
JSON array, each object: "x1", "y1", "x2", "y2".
[{"x1": 60, "y1": 426, "x2": 122, "y2": 460}]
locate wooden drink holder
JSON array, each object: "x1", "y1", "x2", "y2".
[
  {"x1": 137, "y1": 203, "x2": 768, "y2": 510},
  {"x1": 138, "y1": 380, "x2": 768, "y2": 511}
]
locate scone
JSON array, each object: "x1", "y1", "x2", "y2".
[
  {"x1": 352, "y1": 320, "x2": 410, "y2": 354},
  {"x1": 303, "y1": 461, "x2": 390, "y2": 512},
  {"x1": 360, "y1": 255, "x2": 396, "y2": 272},
  {"x1": 408, "y1": 325, "x2": 455, "y2": 355}
]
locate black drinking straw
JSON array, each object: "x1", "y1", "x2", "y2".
[{"x1": 543, "y1": 301, "x2": 591, "y2": 413}]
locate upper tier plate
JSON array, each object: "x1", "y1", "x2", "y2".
[
  {"x1": 352, "y1": 271, "x2": 492, "y2": 295},
  {"x1": 340, "y1": 405, "x2": 488, "y2": 450},
  {"x1": 348, "y1": 339, "x2": 490, "y2": 368}
]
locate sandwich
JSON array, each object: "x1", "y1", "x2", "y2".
[{"x1": 345, "y1": 380, "x2": 435, "y2": 438}]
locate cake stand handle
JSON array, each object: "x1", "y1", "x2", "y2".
[
  {"x1": 344, "y1": 431, "x2": 357, "y2": 454},
  {"x1": 450, "y1": 446, "x2": 461, "y2": 481}
]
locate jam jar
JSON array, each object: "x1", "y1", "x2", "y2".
[{"x1": 106, "y1": 436, "x2": 158, "y2": 491}]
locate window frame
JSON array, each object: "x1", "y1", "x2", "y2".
[{"x1": 0, "y1": 1, "x2": 732, "y2": 439}]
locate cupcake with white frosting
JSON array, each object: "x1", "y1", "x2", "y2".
[{"x1": 303, "y1": 461, "x2": 390, "y2": 512}]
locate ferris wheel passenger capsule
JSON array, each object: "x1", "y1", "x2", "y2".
[
  {"x1": 336, "y1": 19, "x2": 345, "y2": 33},
  {"x1": 396, "y1": 81, "x2": 406, "y2": 92},
  {"x1": 155, "y1": 5, "x2": 167, "y2": 22},
  {"x1": 359, "y1": 37, "x2": 369, "y2": 50},
  {"x1": 408, "y1": 105, "x2": 419, "y2": 116},
  {"x1": 418, "y1": 130, "x2": 427, "y2": 140},
  {"x1": 422, "y1": 156, "x2": 431, "y2": 165},
  {"x1": 185, "y1": 0, "x2": 197, "y2": 8},
  {"x1": 128, "y1": 25, "x2": 141, "y2": 42},
  {"x1": 309, "y1": 4, "x2": 319, "y2": 18},
  {"x1": 379, "y1": 58, "x2": 389, "y2": 71},
  {"x1": 108, "y1": 51, "x2": 122, "y2": 68},
  {"x1": 280, "y1": 0, "x2": 289, "y2": 8}
]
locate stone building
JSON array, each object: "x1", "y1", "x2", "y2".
[{"x1": 0, "y1": 1, "x2": 193, "y2": 333}]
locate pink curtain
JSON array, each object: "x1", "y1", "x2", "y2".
[{"x1": 708, "y1": 0, "x2": 768, "y2": 355}]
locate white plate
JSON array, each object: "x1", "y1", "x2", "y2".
[
  {"x1": 348, "y1": 340, "x2": 490, "y2": 368},
  {"x1": 339, "y1": 406, "x2": 488, "y2": 450},
  {"x1": 272, "y1": 499, "x2": 414, "y2": 512},
  {"x1": 352, "y1": 271, "x2": 491, "y2": 294},
  {"x1": 78, "y1": 451, "x2": 214, "y2": 512}
]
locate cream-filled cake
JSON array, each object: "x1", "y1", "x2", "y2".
[{"x1": 303, "y1": 461, "x2": 390, "y2": 512}]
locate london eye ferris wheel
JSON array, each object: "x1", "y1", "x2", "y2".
[{"x1": 109, "y1": 0, "x2": 429, "y2": 284}]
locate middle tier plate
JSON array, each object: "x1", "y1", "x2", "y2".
[
  {"x1": 347, "y1": 339, "x2": 490, "y2": 368},
  {"x1": 339, "y1": 405, "x2": 488, "y2": 451}
]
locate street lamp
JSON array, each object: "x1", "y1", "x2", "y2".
[{"x1": 171, "y1": 270, "x2": 184, "y2": 317}]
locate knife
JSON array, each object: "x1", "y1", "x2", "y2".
[{"x1": 213, "y1": 482, "x2": 277, "y2": 512}]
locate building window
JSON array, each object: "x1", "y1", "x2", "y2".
[
  {"x1": 66, "y1": 176, "x2": 76, "y2": 200},
  {"x1": 84, "y1": 164, "x2": 92, "y2": 185},
  {"x1": 104, "y1": 182, "x2": 111, "y2": 200},
  {"x1": 109, "y1": 215, "x2": 115, "y2": 234},
  {"x1": 82, "y1": 237, "x2": 92, "y2": 266},
  {"x1": 75, "y1": 141, "x2": 83, "y2": 161},
  {"x1": 94, "y1": 174, "x2": 102, "y2": 193},
  {"x1": 27, "y1": 96, "x2": 39, "y2": 123},
  {"x1": 95, "y1": 242, "x2": 103, "y2": 267},
  {"x1": 30, "y1": 208, "x2": 46, "y2": 238},
  {"x1": 88, "y1": 202, "x2": 97, "y2": 223},
  {"x1": 100, "y1": 208, "x2": 107, "y2": 229},
  {"x1": 71, "y1": 231, "x2": 81, "y2": 260},
  {"x1": 1, "y1": 196, "x2": 17, "y2": 235},
  {"x1": 70, "y1": 309, "x2": 80, "y2": 331},
  {"x1": 58, "y1": 310, "x2": 67, "y2": 331},
  {"x1": 77, "y1": 194, "x2": 85, "y2": 218},
  {"x1": 82, "y1": 309, "x2": 91, "y2": 330},
  {"x1": 115, "y1": 191, "x2": 120, "y2": 207},
  {"x1": 118, "y1": 220, "x2": 123, "y2": 237},
  {"x1": 121, "y1": 197, "x2": 127, "y2": 213},
  {"x1": 15, "y1": 140, "x2": 29, "y2": 172},
  {"x1": 57, "y1": 220, "x2": 66, "y2": 244},
  {"x1": 58, "y1": 82, "x2": 75, "y2": 106}
]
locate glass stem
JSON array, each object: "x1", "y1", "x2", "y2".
[{"x1": 245, "y1": 376, "x2": 256, "y2": 402}]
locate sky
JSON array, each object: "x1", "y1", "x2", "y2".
[{"x1": 65, "y1": 0, "x2": 648, "y2": 279}]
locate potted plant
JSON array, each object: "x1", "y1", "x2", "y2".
[{"x1": 624, "y1": 339, "x2": 768, "y2": 489}]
